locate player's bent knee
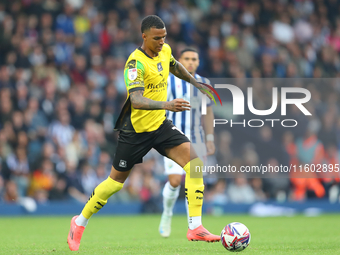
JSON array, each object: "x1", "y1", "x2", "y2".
[
  {"x1": 109, "y1": 166, "x2": 131, "y2": 183},
  {"x1": 169, "y1": 174, "x2": 182, "y2": 187},
  {"x1": 184, "y1": 157, "x2": 204, "y2": 179},
  {"x1": 95, "y1": 177, "x2": 124, "y2": 204},
  {"x1": 189, "y1": 146, "x2": 199, "y2": 161},
  {"x1": 98, "y1": 177, "x2": 124, "y2": 198}
]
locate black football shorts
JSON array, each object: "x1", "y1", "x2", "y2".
[{"x1": 112, "y1": 119, "x2": 190, "y2": 172}]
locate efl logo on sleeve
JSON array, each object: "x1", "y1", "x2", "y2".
[{"x1": 128, "y1": 68, "x2": 137, "y2": 80}]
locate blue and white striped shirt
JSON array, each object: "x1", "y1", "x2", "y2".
[{"x1": 167, "y1": 74, "x2": 213, "y2": 144}]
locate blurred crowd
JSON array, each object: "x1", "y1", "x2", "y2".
[{"x1": 0, "y1": 0, "x2": 340, "y2": 209}]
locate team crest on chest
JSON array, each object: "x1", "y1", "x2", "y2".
[
  {"x1": 128, "y1": 68, "x2": 137, "y2": 80},
  {"x1": 157, "y1": 62, "x2": 163, "y2": 72}
]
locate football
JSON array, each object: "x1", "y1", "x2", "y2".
[{"x1": 221, "y1": 222, "x2": 251, "y2": 252}]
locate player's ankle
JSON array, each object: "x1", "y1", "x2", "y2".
[
  {"x1": 188, "y1": 216, "x2": 202, "y2": 230},
  {"x1": 75, "y1": 213, "x2": 89, "y2": 227}
]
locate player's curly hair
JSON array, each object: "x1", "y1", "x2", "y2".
[{"x1": 141, "y1": 15, "x2": 165, "y2": 33}]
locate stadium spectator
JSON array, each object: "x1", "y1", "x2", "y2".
[
  {"x1": 250, "y1": 178, "x2": 266, "y2": 202},
  {"x1": 79, "y1": 162, "x2": 97, "y2": 196},
  {"x1": 227, "y1": 176, "x2": 256, "y2": 204},
  {"x1": 65, "y1": 160, "x2": 87, "y2": 203},
  {"x1": 262, "y1": 158, "x2": 290, "y2": 201},
  {"x1": 6, "y1": 146, "x2": 30, "y2": 197},
  {"x1": 28, "y1": 159, "x2": 55, "y2": 202},
  {"x1": 49, "y1": 176, "x2": 68, "y2": 201},
  {"x1": 3, "y1": 180, "x2": 18, "y2": 203},
  {"x1": 206, "y1": 179, "x2": 228, "y2": 205},
  {"x1": 48, "y1": 110, "x2": 75, "y2": 147}
]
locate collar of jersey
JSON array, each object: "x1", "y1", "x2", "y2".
[{"x1": 138, "y1": 47, "x2": 159, "y2": 60}]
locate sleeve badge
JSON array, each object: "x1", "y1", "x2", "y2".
[{"x1": 128, "y1": 68, "x2": 137, "y2": 80}]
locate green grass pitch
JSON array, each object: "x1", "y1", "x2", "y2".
[{"x1": 0, "y1": 214, "x2": 339, "y2": 254}]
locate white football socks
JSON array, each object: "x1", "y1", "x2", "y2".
[
  {"x1": 188, "y1": 216, "x2": 202, "y2": 230},
  {"x1": 162, "y1": 181, "x2": 181, "y2": 216},
  {"x1": 75, "y1": 213, "x2": 89, "y2": 227}
]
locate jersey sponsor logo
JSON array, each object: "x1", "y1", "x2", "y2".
[
  {"x1": 119, "y1": 160, "x2": 127, "y2": 168},
  {"x1": 146, "y1": 81, "x2": 167, "y2": 90},
  {"x1": 128, "y1": 68, "x2": 137, "y2": 80},
  {"x1": 157, "y1": 62, "x2": 163, "y2": 72},
  {"x1": 126, "y1": 59, "x2": 136, "y2": 69}
]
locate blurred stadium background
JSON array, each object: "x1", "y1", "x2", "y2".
[{"x1": 1, "y1": 0, "x2": 340, "y2": 216}]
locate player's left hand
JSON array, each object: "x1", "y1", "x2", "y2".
[{"x1": 206, "y1": 141, "x2": 215, "y2": 155}]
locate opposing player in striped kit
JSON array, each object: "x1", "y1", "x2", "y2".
[{"x1": 159, "y1": 48, "x2": 216, "y2": 238}]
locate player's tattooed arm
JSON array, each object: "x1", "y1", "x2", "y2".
[
  {"x1": 170, "y1": 60, "x2": 213, "y2": 100},
  {"x1": 130, "y1": 90, "x2": 190, "y2": 112},
  {"x1": 130, "y1": 90, "x2": 165, "y2": 110},
  {"x1": 169, "y1": 60, "x2": 194, "y2": 83}
]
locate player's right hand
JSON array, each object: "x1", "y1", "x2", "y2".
[{"x1": 165, "y1": 98, "x2": 191, "y2": 112}]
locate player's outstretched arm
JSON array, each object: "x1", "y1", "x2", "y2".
[
  {"x1": 170, "y1": 59, "x2": 194, "y2": 83},
  {"x1": 170, "y1": 60, "x2": 213, "y2": 100},
  {"x1": 130, "y1": 90, "x2": 191, "y2": 112}
]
